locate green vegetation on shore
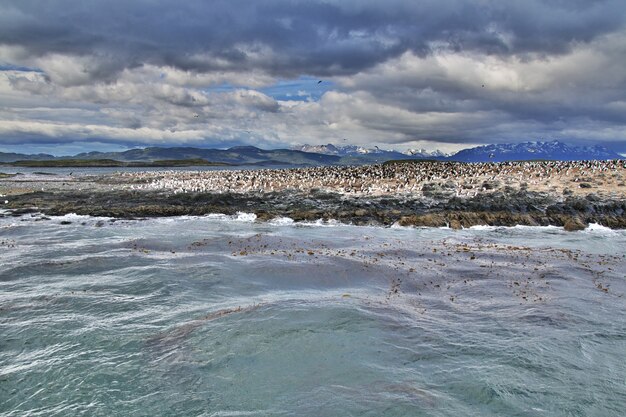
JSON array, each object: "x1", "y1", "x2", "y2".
[{"x1": 2, "y1": 158, "x2": 232, "y2": 168}]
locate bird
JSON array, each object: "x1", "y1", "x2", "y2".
[{"x1": 317, "y1": 80, "x2": 322, "y2": 84}]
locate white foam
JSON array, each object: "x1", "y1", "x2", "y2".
[
  {"x1": 53, "y1": 213, "x2": 113, "y2": 222},
  {"x1": 582, "y1": 223, "x2": 618, "y2": 235},
  {"x1": 512, "y1": 224, "x2": 562, "y2": 231},
  {"x1": 289, "y1": 218, "x2": 347, "y2": 228},
  {"x1": 234, "y1": 212, "x2": 257, "y2": 222},
  {"x1": 154, "y1": 215, "x2": 205, "y2": 222},
  {"x1": 268, "y1": 217, "x2": 294, "y2": 226},
  {"x1": 467, "y1": 225, "x2": 499, "y2": 231},
  {"x1": 198, "y1": 212, "x2": 257, "y2": 222},
  {"x1": 468, "y1": 224, "x2": 568, "y2": 233},
  {"x1": 308, "y1": 218, "x2": 343, "y2": 227},
  {"x1": 206, "y1": 213, "x2": 229, "y2": 220}
]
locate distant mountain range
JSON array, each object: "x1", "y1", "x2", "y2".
[
  {"x1": 294, "y1": 143, "x2": 449, "y2": 158},
  {"x1": 293, "y1": 143, "x2": 449, "y2": 164},
  {"x1": 0, "y1": 141, "x2": 622, "y2": 166},
  {"x1": 449, "y1": 141, "x2": 623, "y2": 163},
  {"x1": 0, "y1": 146, "x2": 341, "y2": 166}
]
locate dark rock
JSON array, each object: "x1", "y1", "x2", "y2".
[
  {"x1": 586, "y1": 194, "x2": 601, "y2": 202},
  {"x1": 481, "y1": 180, "x2": 499, "y2": 190},
  {"x1": 4, "y1": 187, "x2": 625, "y2": 229},
  {"x1": 563, "y1": 217, "x2": 586, "y2": 231}
]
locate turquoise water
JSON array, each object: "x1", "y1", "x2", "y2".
[{"x1": 1, "y1": 214, "x2": 625, "y2": 416}]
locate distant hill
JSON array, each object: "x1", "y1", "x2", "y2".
[
  {"x1": 1, "y1": 146, "x2": 340, "y2": 166},
  {"x1": 5, "y1": 158, "x2": 231, "y2": 168},
  {"x1": 447, "y1": 140, "x2": 623, "y2": 162},
  {"x1": 0, "y1": 151, "x2": 55, "y2": 163},
  {"x1": 1, "y1": 141, "x2": 622, "y2": 166}
]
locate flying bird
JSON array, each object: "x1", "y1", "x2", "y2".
[{"x1": 317, "y1": 80, "x2": 322, "y2": 84}]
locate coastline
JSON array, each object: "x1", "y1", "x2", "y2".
[{"x1": 2, "y1": 160, "x2": 625, "y2": 230}]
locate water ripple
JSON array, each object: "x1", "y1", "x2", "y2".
[{"x1": 1, "y1": 217, "x2": 625, "y2": 416}]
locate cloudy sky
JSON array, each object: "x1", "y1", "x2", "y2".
[{"x1": 1, "y1": 0, "x2": 626, "y2": 155}]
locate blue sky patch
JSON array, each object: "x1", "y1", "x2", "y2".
[
  {"x1": 0, "y1": 64, "x2": 43, "y2": 73},
  {"x1": 204, "y1": 77, "x2": 333, "y2": 102}
]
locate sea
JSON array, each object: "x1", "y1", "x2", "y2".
[
  {"x1": 1, "y1": 168, "x2": 626, "y2": 416},
  {"x1": 0, "y1": 164, "x2": 290, "y2": 178}
]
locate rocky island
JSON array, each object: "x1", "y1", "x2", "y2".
[{"x1": 2, "y1": 159, "x2": 625, "y2": 230}]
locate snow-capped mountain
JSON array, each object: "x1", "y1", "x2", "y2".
[
  {"x1": 404, "y1": 148, "x2": 449, "y2": 158},
  {"x1": 293, "y1": 143, "x2": 370, "y2": 155},
  {"x1": 448, "y1": 140, "x2": 623, "y2": 162},
  {"x1": 294, "y1": 140, "x2": 623, "y2": 163},
  {"x1": 2, "y1": 140, "x2": 620, "y2": 167},
  {"x1": 294, "y1": 143, "x2": 445, "y2": 158}
]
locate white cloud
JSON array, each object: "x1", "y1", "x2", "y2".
[
  {"x1": 133, "y1": 65, "x2": 275, "y2": 89},
  {"x1": 1, "y1": 5, "x2": 625, "y2": 153}
]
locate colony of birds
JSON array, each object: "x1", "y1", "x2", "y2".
[{"x1": 117, "y1": 160, "x2": 626, "y2": 198}]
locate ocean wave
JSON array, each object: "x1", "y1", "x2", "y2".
[
  {"x1": 467, "y1": 225, "x2": 500, "y2": 231},
  {"x1": 53, "y1": 213, "x2": 113, "y2": 222},
  {"x1": 3, "y1": 210, "x2": 626, "y2": 237},
  {"x1": 268, "y1": 216, "x2": 295, "y2": 226},
  {"x1": 300, "y1": 218, "x2": 344, "y2": 227},
  {"x1": 512, "y1": 224, "x2": 562, "y2": 231},
  {"x1": 203, "y1": 212, "x2": 258, "y2": 222},
  {"x1": 582, "y1": 222, "x2": 619, "y2": 235},
  {"x1": 234, "y1": 212, "x2": 257, "y2": 222}
]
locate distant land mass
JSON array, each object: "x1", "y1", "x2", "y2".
[
  {"x1": 0, "y1": 141, "x2": 622, "y2": 166},
  {"x1": 5, "y1": 159, "x2": 231, "y2": 168},
  {"x1": 448, "y1": 141, "x2": 623, "y2": 163},
  {"x1": 296, "y1": 141, "x2": 623, "y2": 163},
  {"x1": 0, "y1": 146, "x2": 340, "y2": 166}
]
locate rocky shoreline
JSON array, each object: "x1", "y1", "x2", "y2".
[
  {"x1": 2, "y1": 160, "x2": 625, "y2": 230},
  {"x1": 3, "y1": 188, "x2": 625, "y2": 230}
]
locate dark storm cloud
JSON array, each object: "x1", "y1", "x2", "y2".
[
  {"x1": 2, "y1": 0, "x2": 626, "y2": 154},
  {"x1": 2, "y1": 0, "x2": 625, "y2": 82}
]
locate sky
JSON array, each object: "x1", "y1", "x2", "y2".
[{"x1": 1, "y1": 0, "x2": 626, "y2": 155}]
